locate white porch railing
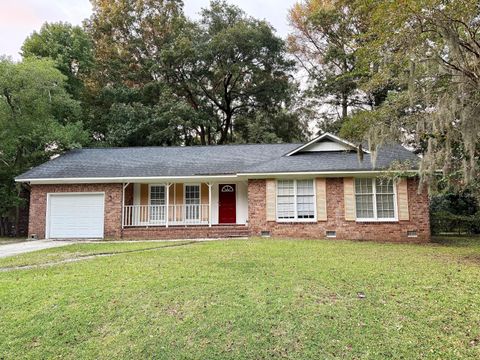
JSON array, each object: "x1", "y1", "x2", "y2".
[{"x1": 123, "y1": 204, "x2": 210, "y2": 227}]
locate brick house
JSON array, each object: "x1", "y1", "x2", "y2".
[{"x1": 15, "y1": 133, "x2": 430, "y2": 242}]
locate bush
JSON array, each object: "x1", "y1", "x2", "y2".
[{"x1": 430, "y1": 211, "x2": 480, "y2": 235}]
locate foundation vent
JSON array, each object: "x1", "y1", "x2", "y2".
[
  {"x1": 260, "y1": 230, "x2": 271, "y2": 238},
  {"x1": 407, "y1": 230, "x2": 418, "y2": 238},
  {"x1": 326, "y1": 230, "x2": 336, "y2": 238}
]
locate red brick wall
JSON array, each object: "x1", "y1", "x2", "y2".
[
  {"x1": 29, "y1": 183, "x2": 123, "y2": 239},
  {"x1": 248, "y1": 178, "x2": 431, "y2": 242},
  {"x1": 29, "y1": 178, "x2": 430, "y2": 242}
]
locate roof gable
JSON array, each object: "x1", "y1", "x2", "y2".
[{"x1": 285, "y1": 133, "x2": 369, "y2": 156}]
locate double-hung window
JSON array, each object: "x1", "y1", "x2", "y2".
[
  {"x1": 149, "y1": 185, "x2": 166, "y2": 222},
  {"x1": 185, "y1": 184, "x2": 200, "y2": 221},
  {"x1": 276, "y1": 180, "x2": 315, "y2": 221},
  {"x1": 355, "y1": 178, "x2": 396, "y2": 221}
]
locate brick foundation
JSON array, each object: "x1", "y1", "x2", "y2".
[
  {"x1": 248, "y1": 178, "x2": 430, "y2": 242},
  {"x1": 122, "y1": 225, "x2": 249, "y2": 240}
]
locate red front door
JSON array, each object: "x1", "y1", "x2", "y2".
[{"x1": 219, "y1": 184, "x2": 236, "y2": 224}]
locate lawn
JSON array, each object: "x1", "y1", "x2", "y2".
[{"x1": 1, "y1": 237, "x2": 480, "y2": 359}]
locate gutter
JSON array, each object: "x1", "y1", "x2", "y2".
[{"x1": 15, "y1": 169, "x2": 419, "y2": 185}]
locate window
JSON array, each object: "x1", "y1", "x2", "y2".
[
  {"x1": 185, "y1": 184, "x2": 200, "y2": 221},
  {"x1": 150, "y1": 185, "x2": 165, "y2": 205},
  {"x1": 149, "y1": 185, "x2": 166, "y2": 222},
  {"x1": 276, "y1": 180, "x2": 315, "y2": 221},
  {"x1": 355, "y1": 178, "x2": 396, "y2": 220}
]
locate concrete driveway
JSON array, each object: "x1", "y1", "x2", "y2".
[{"x1": 0, "y1": 240, "x2": 73, "y2": 259}]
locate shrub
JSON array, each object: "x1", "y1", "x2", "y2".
[{"x1": 430, "y1": 211, "x2": 480, "y2": 235}]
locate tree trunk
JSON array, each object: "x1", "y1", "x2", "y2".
[
  {"x1": 219, "y1": 112, "x2": 233, "y2": 144},
  {"x1": 199, "y1": 125, "x2": 206, "y2": 145},
  {"x1": 341, "y1": 93, "x2": 348, "y2": 119},
  {"x1": 207, "y1": 126, "x2": 212, "y2": 145}
]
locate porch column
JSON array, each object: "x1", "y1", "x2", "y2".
[
  {"x1": 166, "y1": 183, "x2": 172, "y2": 228},
  {"x1": 121, "y1": 183, "x2": 130, "y2": 229},
  {"x1": 207, "y1": 183, "x2": 213, "y2": 227}
]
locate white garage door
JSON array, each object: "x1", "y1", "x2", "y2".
[{"x1": 47, "y1": 193, "x2": 105, "y2": 239}]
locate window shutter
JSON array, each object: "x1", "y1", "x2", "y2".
[
  {"x1": 266, "y1": 179, "x2": 276, "y2": 221},
  {"x1": 344, "y1": 178, "x2": 356, "y2": 221},
  {"x1": 316, "y1": 178, "x2": 327, "y2": 221},
  {"x1": 397, "y1": 178, "x2": 409, "y2": 221}
]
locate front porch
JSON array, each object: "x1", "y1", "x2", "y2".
[{"x1": 121, "y1": 181, "x2": 248, "y2": 228}]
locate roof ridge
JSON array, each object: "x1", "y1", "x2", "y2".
[{"x1": 77, "y1": 143, "x2": 303, "y2": 150}]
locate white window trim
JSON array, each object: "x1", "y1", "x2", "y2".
[
  {"x1": 148, "y1": 184, "x2": 167, "y2": 224},
  {"x1": 355, "y1": 178, "x2": 398, "y2": 222},
  {"x1": 275, "y1": 179, "x2": 317, "y2": 222},
  {"x1": 183, "y1": 183, "x2": 201, "y2": 223},
  {"x1": 148, "y1": 184, "x2": 167, "y2": 205},
  {"x1": 183, "y1": 183, "x2": 201, "y2": 204}
]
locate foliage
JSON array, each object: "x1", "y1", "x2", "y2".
[
  {"x1": 430, "y1": 211, "x2": 480, "y2": 235},
  {"x1": 340, "y1": 0, "x2": 480, "y2": 194},
  {"x1": 162, "y1": 0, "x2": 301, "y2": 144},
  {"x1": 21, "y1": 22, "x2": 94, "y2": 98},
  {"x1": 288, "y1": 0, "x2": 373, "y2": 131},
  {"x1": 0, "y1": 58, "x2": 88, "y2": 235},
  {"x1": 430, "y1": 192, "x2": 478, "y2": 216},
  {"x1": 85, "y1": 0, "x2": 305, "y2": 145},
  {"x1": 85, "y1": 0, "x2": 184, "y2": 86}
]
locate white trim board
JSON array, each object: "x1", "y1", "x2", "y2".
[
  {"x1": 284, "y1": 132, "x2": 370, "y2": 156},
  {"x1": 17, "y1": 170, "x2": 419, "y2": 184}
]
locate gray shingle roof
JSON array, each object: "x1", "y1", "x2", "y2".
[
  {"x1": 16, "y1": 142, "x2": 419, "y2": 181},
  {"x1": 241, "y1": 145, "x2": 419, "y2": 173}
]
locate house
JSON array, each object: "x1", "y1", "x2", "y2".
[{"x1": 15, "y1": 133, "x2": 430, "y2": 242}]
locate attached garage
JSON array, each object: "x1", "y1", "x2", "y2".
[{"x1": 46, "y1": 193, "x2": 105, "y2": 239}]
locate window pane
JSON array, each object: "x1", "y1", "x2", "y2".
[
  {"x1": 375, "y1": 179, "x2": 394, "y2": 194},
  {"x1": 355, "y1": 178, "x2": 373, "y2": 194},
  {"x1": 355, "y1": 179, "x2": 374, "y2": 218},
  {"x1": 355, "y1": 194, "x2": 374, "y2": 218},
  {"x1": 296, "y1": 180, "x2": 314, "y2": 195},
  {"x1": 150, "y1": 186, "x2": 165, "y2": 205},
  {"x1": 375, "y1": 179, "x2": 395, "y2": 218},
  {"x1": 277, "y1": 180, "x2": 294, "y2": 196},
  {"x1": 277, "y1": 195, "x2": 295, "y2": 219},
  {"x1": 185, "y1": 185, "x2": 200, "y2": 204},
  {"x1": 296, "y1": 180, "x2": 314, "y2": 218}
]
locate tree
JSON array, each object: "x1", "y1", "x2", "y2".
[
  {"x1": 288, "y1": 0, "x2": 369, "y2": 129},
  {"x1": 86, "y1": 0, "x2": 306, "y2": 145},
  {"x1": 340, "y1": 0, "x2": 480, "y2": 194},
  {"x1": 21, "y1": 22, "x2": 94, "y2": 98},
  {"x1": 162, "y1": 0, "x2": 302, "y2": 144},
  {"x1": 0, "y1": 58, "x2": 88, "y2": 235},
  {"x1": 85, "y1": 0, "x2": 184, "y2": 86}
]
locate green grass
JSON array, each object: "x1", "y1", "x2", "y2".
[{"x1": 1, "y1": 237, "x2": 480, "y2": 359}]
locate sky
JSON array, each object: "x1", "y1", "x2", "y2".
[{"x1": 0, "y1": 0, "x2": 298, "y2": 60}]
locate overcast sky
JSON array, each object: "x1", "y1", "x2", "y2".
[{"x1": 0, "y1": 0, "x2": 298, "y2": 60}]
